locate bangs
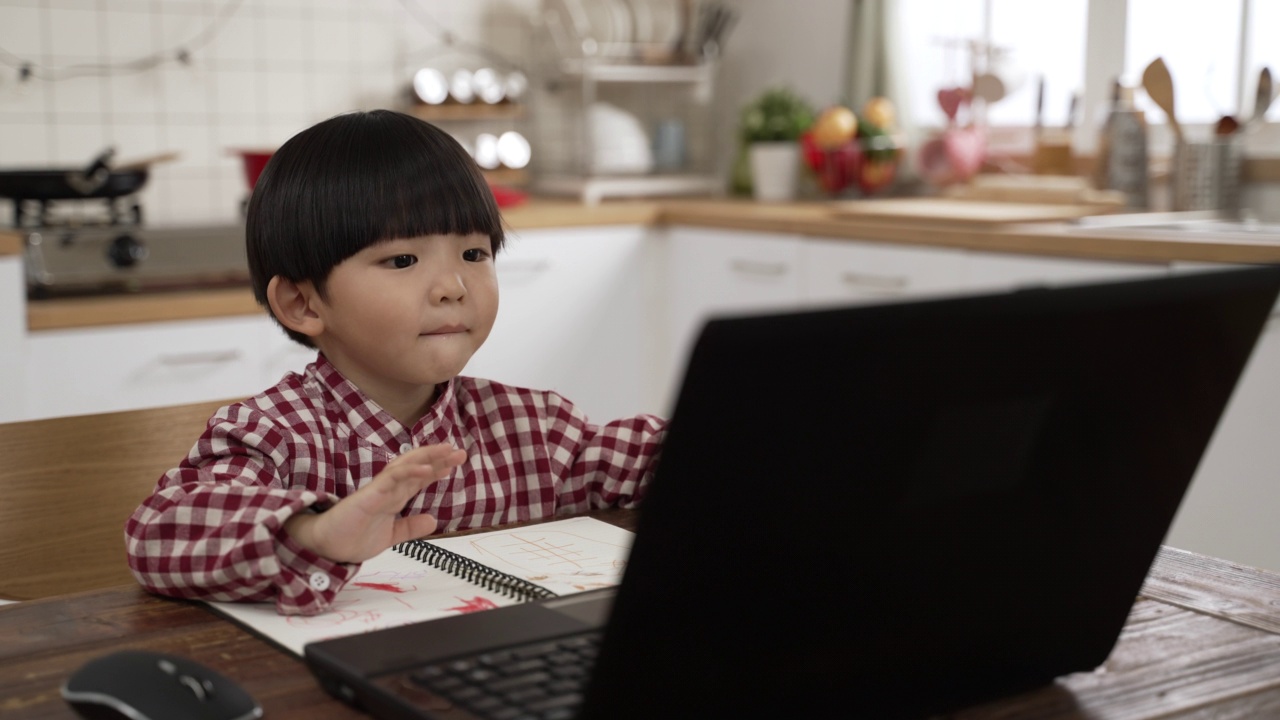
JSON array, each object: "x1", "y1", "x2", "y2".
[{"x1": 247, "y1": 110, "x2": 504, "y2": 301}]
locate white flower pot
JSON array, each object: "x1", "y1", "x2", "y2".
[{"x1": 749, "y1": 142, "x2": 801, "y2": 202}]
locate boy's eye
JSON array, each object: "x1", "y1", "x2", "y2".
[
  {"x1": 386, "y1": 255, "x2": 417, "y2": 269},
  {"x1": 462, "y1": 248, "x2": 490, "y2": 262}
]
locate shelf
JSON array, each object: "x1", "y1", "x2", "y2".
[
  {"x1": 482, "y1": 168, "x2": 529, "y2": 186},
  {"x1": 535, "y1": 173, "x2": 722, "y2": 205},
  {"x1": 405, "y1": 102, "x2": 526, "y2": 122},
  {"x1": 556, "y1": 59, "x2": 714, "y2": 84}
]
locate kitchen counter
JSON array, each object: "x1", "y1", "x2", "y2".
[{"x1": 13, "y1": 197, "x2": 1280, "y2": 331}]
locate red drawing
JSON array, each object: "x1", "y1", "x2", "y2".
[
  {"x1": 351, "y1": 582, "x2": 407, "y2": 593},
  {"x1": 446, "y1": 596, "x2": 500, "y2": 614}
]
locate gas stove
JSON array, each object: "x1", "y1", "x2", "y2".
[{"x1": 20, "y1": 209, "x2": 250, "y2": 299}]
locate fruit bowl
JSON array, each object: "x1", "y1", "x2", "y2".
[{"x1": 801, "y1": 131, "x2": 903, "y2": 197}]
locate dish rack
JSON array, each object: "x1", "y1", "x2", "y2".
[{"x1": 529, "y1": 0, "x2": 724, "y2": 204}]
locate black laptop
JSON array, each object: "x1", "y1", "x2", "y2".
[{"x1": 305, "y1": 265, "x2": 1280, "y2": 720}]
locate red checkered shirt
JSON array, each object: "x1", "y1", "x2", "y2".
[{"x1": 125, "y1": 354, "x2": 666, "y2": 615}]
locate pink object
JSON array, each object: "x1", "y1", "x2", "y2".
[
  {"x1": 936, "y1": 87, "x2": 971, "y2": 123},
  {"x1": 917, "y1": 126, "x2": 986, "y2": 186}
]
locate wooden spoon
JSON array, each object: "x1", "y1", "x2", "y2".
[
  {"x1": 1142, "y1": 57, "x2": 1183, "y2": 144},
  {"x1": 1251, "y1": 67, "x2": 1273, "y2": 127}
]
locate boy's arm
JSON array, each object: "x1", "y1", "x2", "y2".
[
  {"x1": 125, "y1": 405, "x2": 356, "y2": 616},
  {"x1": 542, "y1": 393, "x2": 667, "y2": 512}
]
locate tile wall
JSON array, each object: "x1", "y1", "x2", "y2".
[{"x1": 0, "y1": 0, "x2": 535, "y2": 226}]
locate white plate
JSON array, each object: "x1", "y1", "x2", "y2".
[{"x1": 644, "y1": 0, "x2": 680, "y2": 47}]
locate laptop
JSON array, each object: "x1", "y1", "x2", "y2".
[{"x1": 305, "y1": 264, "x2": 1280, "y2": 720}]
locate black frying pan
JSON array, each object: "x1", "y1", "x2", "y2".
[{"x1": 0, "y1": 148, "x2": 149, "y2": 202}]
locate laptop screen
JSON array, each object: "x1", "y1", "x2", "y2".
[{"x1": 581, "y1": 265, "x2": 1280, "y2": 719}]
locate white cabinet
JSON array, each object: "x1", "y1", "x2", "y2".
[
  {"x1": 964, "y1": 251, "x2": 1169, "y2": 292},
  {"x1": 0, "y1": 256, "x2": 24, "y2": 423},
  {"x1": 1165, "y1": 264, "x2": 1280, "y2": 572},
  {"x1": 23, "y1": 316, "x2": 273, "y2": 420},
  {"x1": 662, "y1": 227, "x2": 804, "y2": 411},
  {"x1": 801, "y1": 238, "x2": 970, "y2": 306},
  {"x1": 465, "y1": 225, "x2": 663, "y2": 421}
]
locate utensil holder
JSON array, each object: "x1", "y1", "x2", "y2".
[{"x1": 1172, "y1": 139, "x2": 1241, "y2": 213}]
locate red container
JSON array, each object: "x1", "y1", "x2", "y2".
[{"x1": 231, "y1": 149, "x2": 275, "y2": 191}]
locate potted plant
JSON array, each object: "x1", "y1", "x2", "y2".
[{"x1": 734, "y1": 87, "x2": 815, "y2": 201}]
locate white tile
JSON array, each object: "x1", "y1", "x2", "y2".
[
  {"x1": 212, "y1": 68, "x2": 261, "y2": 121},
  {"x1": 0, "y1": 75, "x2": 50, "y2": 118},
  {"x1": 164, "y1": 121, "x2": 216, "y2": 165},
  {"x1": 260, "y1": 14, "x2": 307, "y2": 66},
  {"x1": 206, "y1": 10, "x2": 258, "y2": 65},
  {"x1": 210, "y1": 162, "x2": 246, "y2": 222},
  {"x1": 158, "y1": 5, "x2": 207, "y2": 51},
  {"x1": 106, "y1": 121, "x2": 164, "y2": 159},
  {"x1": 159, "y1": 64, "x2": 212, "y2": 117},
  {"x1": 265, "y1": 116, "x2": 308, "y2": 147},
  {"x1": 261, "y1": 70, "x2": 308, "y2": 120},
  {"x1": 164, "y1": 168, "x2": 217, "y2": 224},
  {"x1": 309, "y1": 17, "x2": 352, "y2": 69},
  {"x1": 218, "y1": 121, "x2": 271, "y2": 152},
  {"x1": 48, "y1": 74, "x2": 106, "y2": 115},
  {"x1": 108, "y1": 71, "x2": 164, "y2": 118},
  {"x1": 46, "y1": 7, "x2": 101, "y2": 61},
  {"x1": 51, "y1": 122, "x2": 109, "y2": 164},
  {"x1": 0, "y1": 123, "x2": 52, "y2": 164},
  {"x1": 307, "y1": 70, "x2": 358, "y2": 119},
  {"x1": 103, "y1": 8, "x2": 157, "y2": 61},
  {"x1": 0, "y1": 6, "x2": 44, "y2": 57}
]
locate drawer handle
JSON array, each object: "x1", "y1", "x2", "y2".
[
  {"x1": 158, "y1": 350, "x2": 242, "y2": 366},
  {"x1": 729, "y1": 259, "x2": 789, "y2": 276},
  {"x1": 841, "y1": 271, "x2": 908, "y2": 291}
]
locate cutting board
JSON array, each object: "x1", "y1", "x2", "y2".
[{"x1": 830, "y1": 198, "x2": 1112, "y2": 227}]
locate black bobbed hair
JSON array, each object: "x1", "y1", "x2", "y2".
[{"x1": 246, "y1": 109, "x2": 504, "y2": 347}]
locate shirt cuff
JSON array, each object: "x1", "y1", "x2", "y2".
[{"x1": 270, "y1": 493, "x2": 358, "y2": 615}]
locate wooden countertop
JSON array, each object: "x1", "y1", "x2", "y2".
[{"x1": 16, "y1": 197, "x2": 1280, "y2": 332}]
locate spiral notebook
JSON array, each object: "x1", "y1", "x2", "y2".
[{"x1": 205, "y1": 516, "x2": 634, "y2": 657}]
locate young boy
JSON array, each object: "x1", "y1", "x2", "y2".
[{"x1": 125, "y1": 110, "x2": 666, "y2": 616}]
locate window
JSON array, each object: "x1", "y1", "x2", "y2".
[{"x1": 895, "y1": 0, "x2": 1272, "y2": 133}]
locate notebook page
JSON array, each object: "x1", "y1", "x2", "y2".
[
  {"x1": 205, "y1": 517, "x2": 634, "y2": 656},
  {"x1": 426, "y1": 516, "x2": 635, "y2": 596}
]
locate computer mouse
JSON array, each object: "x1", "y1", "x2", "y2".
[{"x1": 61, "y1": 649, "x2": 263, "y2": 720}]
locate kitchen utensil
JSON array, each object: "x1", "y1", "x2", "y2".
[
  {"x1": 412, "y1": 68, "x2": 448, "y2": 104},
  {"x1": 0, "y1": 148, "x2": 147, "y2": 202},
  {"x1": 1251, "y1": 67, "x2": 1273, "y2": 126},
  {"x1": 971, "y1": 72, "x2": 1006, "y2": 105},
  {"x1": 1141, "y1": 57, "x2": 1183, "y2": 144}
]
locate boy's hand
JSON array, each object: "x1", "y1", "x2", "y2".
[{"x1": 283, "y1": 444, "x2": 467, "y2": 564}]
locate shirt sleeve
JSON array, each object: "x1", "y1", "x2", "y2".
[
  {"x1": 124, "y1": 403, "x2": 358, "y2": 616},
  {"x1": 541, "y1": 392, "x2": 667, "y2": 513}
]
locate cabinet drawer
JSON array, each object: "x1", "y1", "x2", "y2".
[
  {"x1": 24, "y1": 316, "x2": 270, "y2": 420},
  {"x1": 801, "y1": 238, "x2": 969, "y2": 305}
]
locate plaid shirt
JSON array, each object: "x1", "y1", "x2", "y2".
[{"x1": 125, "y1": 354, "x2": 665, "y2": 615}]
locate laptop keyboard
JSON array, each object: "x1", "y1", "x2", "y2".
[{"x1": 409, "y1": 631, "x2": 601, "y2": 720}]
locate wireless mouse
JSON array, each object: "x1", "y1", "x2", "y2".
[{"x1": 61, "y1": 649, "x2": 263, "y2": 720}]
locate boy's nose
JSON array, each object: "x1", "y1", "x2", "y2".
[{"x1": 432, "y1": 272, "x2": 467, "y2": 302}]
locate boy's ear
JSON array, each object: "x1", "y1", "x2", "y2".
[{"x1": 267, "y1": 275, "x2": 325, "y2": 339}]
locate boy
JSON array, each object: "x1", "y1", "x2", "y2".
[{"x1": 126, "y1": 110, "x2": 666, "y2": 616}]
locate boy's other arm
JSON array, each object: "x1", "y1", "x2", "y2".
[
  {"x1": 125, "y1": 405, "x2": 355, "y2": 615},
  {"x1": 543, "y1": 393, "x2": 667, "y2": 513}
]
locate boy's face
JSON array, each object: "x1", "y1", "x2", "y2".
[{"x1": 307, "y1": 232, "x2": 498, "y2": 410}]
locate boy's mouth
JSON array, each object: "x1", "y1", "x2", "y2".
[{"x1": 422, "y1": 324, "x2": 467, "y2": 336}]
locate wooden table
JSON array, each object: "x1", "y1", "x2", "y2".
[{"x1": 3, "y1": 510, "x2": 1279, "y2": 719}]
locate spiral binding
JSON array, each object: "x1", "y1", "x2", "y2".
[{"x1": 394, "y1": 539, "x2": 557, "y2": 602}]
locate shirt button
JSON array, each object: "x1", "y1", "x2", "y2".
[
  {"x1": 309, "y1": 572, "x2": 331, "y2": 592},
  {"x1": 399, "y1": 443, "x2": 413, "y2": 454}
]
